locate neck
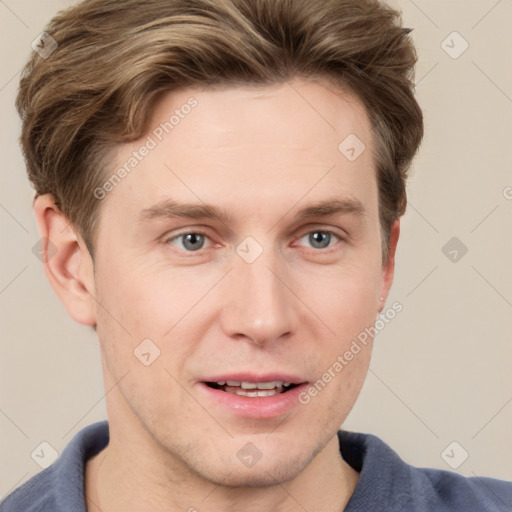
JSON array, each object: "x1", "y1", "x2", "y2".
[{"x1": 85, "y1": 425, "x2": 359, "y2": 512}]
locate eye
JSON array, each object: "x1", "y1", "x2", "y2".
[
  {"x1": 166, "y1": 231, "x2": 211, "y2": 252},
  {"x1": 297, "y1": 230, "x2": 342, "y2": 250}
]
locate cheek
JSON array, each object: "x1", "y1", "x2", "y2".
[
  {"x1": 292, "y1": 259, "x2": 381, "y2": 405},
  {"x1": 94, "y1": 257, "x2": 179, "y2": 332},
  {"x1": 92, "y1": 265, "x2": 193, "y2": 414},
  {"x1": 295, "y1": 260, "x2": 381, "y2": 330},
  {"x1": 93, "y1": 258, "x2": 209, "y2": 382}
]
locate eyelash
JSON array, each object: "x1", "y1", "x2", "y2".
[{"x1": 164, "y1": 228, "x2": 345, "y2": 254}]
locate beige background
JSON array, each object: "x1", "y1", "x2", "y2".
[{"x1": 1, "y1": 0, "x2": 511, "y2": 499}]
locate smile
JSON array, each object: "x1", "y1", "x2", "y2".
[{"x1": 206, "y1": 380, "x2": 297, "y2": 397}]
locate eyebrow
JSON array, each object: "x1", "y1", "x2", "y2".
[{"x1": 138, "y1": 197, "x2": 366, "y2": 225}]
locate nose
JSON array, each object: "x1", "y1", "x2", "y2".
[{"x1": 219, "y1": 246, "x2": 297, "y2": 347}]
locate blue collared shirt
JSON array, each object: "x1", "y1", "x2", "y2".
[{"x1": 2, "y1": 421, "x2": 511, "y2": 511}]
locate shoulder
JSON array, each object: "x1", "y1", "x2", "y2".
[
  {"x1": 1, "y1": 421, "x2": 109, "y2": 512},
  {"x1": 1, "y1": 467, "x2": 58, "y2": 512},
  {"x1": 338, "y1": 430, "x2": 512, "y2": 511},
  {"x1": 410, "y1": 464, "x2": 512, "y2": 510}
]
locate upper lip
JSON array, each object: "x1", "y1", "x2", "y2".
[{"x1": 200, "y1": 373, "x2": 306, "y2": 385}]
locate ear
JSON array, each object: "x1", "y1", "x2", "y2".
[
  {"x1": 378, "y1": 218, "x2": 400, "y2": 312},
  {"x1": 33, "y1": 194, "x2": 97, "y2": 326}
]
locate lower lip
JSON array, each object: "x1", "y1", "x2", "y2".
[{"x1": 197, "y1": 383, "x2": 308, "y2": 419}]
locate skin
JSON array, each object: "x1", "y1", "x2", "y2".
[{"x1": 34, "y1": 78, "x2": 399, "y2": 511}]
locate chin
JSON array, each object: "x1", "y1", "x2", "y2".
[
  {"x1": 205, "y1": 456, "x2": 313, "y2": 488},
  {"x1": 180, "y1": 440, "x2": 320, "y2": 489}
]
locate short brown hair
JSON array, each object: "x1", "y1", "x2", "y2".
[{"x1": 16, "y1": 0, "x2": 423, "y2": 261}]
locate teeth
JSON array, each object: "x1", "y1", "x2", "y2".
[
  {"x1": 237, "y1": 381, "x2": 285, "y2": 390},
  {"x1": 213, "y1": 380, "x2": 295, "y2": 396},
  {"x1": 256, "y1": 389, "x2": 280, "y2": 397},
  {"x1": 231, "y1": 388, "x2": 281, "y2": 397},
  {"x1": 256, "y1": 381, "x2": 283, "y2": 389}
]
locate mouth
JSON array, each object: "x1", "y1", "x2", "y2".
[
  {"x1": 205, "y1": 380, "x2": 299, "y2": 397},
  {"x1": 199, "y1": 374, "x2": 308, "y2": 418}
]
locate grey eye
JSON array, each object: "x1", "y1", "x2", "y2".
[
  {"x1": 170, "y1": 233, "x2": 207, "y2": 251},
  {"x1": 301, "y1": 231, "x2": 337, "y2": 250}
]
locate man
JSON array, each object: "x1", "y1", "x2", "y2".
[{"x1": 2, "y1": 0, "x2": 511, "y2": 510}]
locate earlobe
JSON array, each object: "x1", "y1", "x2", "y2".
[
  {"x1": 33, "y1": 194, "x2": 97, "y2": 326},
  {"x1": 378, "y1": 218, "x2": 400, "y2": 312}
]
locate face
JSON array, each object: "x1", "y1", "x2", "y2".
[{"x1": 90, "y1": 79, "x2": 395, "y2": 486}]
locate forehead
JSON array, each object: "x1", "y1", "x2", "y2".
[
  {"x1": 101, "y1": 79, "x2": 378, "y2": 224},
  {"x1": 152, "y1": 79, "x2": 371, "y2": 159}
]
